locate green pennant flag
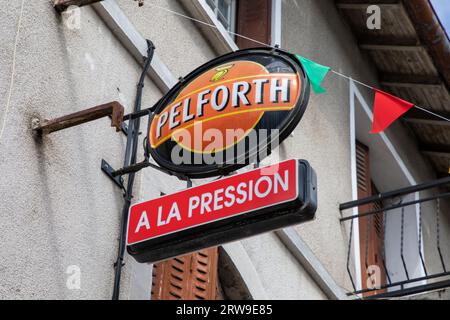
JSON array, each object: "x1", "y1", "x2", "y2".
[{"x1": 295, "y1": 55, "x2": 331, "y2": 94}]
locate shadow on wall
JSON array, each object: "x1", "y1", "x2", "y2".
[{"x1": 218, "y1": 246, "x2": 252, "y2": 300}]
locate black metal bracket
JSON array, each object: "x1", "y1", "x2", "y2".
[
  {"x1": 101, "y1": 159, "x2": 125, "y2": 191},
  {"x1": 108, "y1": 157, "x2": 190, "y2": 182},
  {"x1": 111, "y1": 160, "x2": 153, "y2": 177}
]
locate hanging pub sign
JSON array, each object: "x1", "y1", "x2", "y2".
[
  {"x1": 127, "y1": 159, "x2": 317, "y2": 263},
  {"x1": 147, "y1": 47, "x2": 310, "y2": 179}
]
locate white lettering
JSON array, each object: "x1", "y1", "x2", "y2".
[
  {"x1": 156, "y1": 112, "x2": 168, "y2": 138},
  {"x1": 255, "y1": 176, "x2": 272, "y2": 198},
  {"x1": 182, "y1": 98, "x2": 194, "y2": 122},
  {"x1": 197, "y1": 89, "x2": 211, "y2": 117},
  {"x1": 211, "y1": 85, "x2": 229, "y2": 111},
  {"x1": 169, "y1": 102, "x2": 181, "y2": 130},
  {"x1": 232, "y1": 82, "x2": 251, "y2": 107},
  {"x1": 201, "y1": 193, "x2": 213, "y2": 214},
  {"x1": 274, "y1": 170, "x2": 289, "y2": 194},
  {"x1": 135, "y1": 211, "x2": 150, "y2": 233},
  {"x1": 214, "y1": 188, "x2": 224, "y2": 210},
  {"x1": 167, "y1": 202, "x2": 181, "y2": 224},
  {"x1": 236, "y1": 182, "x2": 247, "y2": 204},
  {"x1": 157, "y1": 206, "x2": 166, "y2": 226},
  {"x1": 253, "y1": 79, "x2": 269, "y2": 104},
  {"x1": 224, "y1": 186, "x2": 236, "y2": 208},
  {"x1": 188, "y1": 196, "x2": 200, "y2": 218},
  {"x1": 270, "y1": 78, "x2": 290, "y2": 103}
]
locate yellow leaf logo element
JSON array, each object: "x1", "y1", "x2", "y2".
[{"x1": 210, "y1": 64, "x2": 234, "y2": 82}]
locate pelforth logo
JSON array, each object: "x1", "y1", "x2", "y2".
[
  {"x1": 150, "y1": 61, "x2": 299, "y2": 151},
  {"x1": 147, "y1": 48, "x2": 310, "y2": 178}
]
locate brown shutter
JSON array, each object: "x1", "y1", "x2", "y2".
[
  {"x1": 151, "y1": 248, "x2": 219, "y2": 300},
  {"x1": 371, "y1": 184, "x2": 387, "y2": 293},
  {"x1": 236, "y1": 0, "x2": 272, "y2": 48},
  {"x1": 356, "y1": 142, "x2": 386, "y2": 296}
]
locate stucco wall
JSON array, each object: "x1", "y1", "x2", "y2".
[
  {"x1": 280, "y1": 0, "x2": 450, "y2": 293},
  {"x1": 0, "y1": 0, "x2": 163, "y2": 299},
  {"x1": 280, "y1": 0, "x2": 377, "y2": 292},
  {"x1": 1, "y1": 0, "x2": 448, "y2": 300}
]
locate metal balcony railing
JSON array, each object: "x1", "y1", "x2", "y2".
[{"x1": 339, "y1": 177, "x2": 450, "y2": 299}]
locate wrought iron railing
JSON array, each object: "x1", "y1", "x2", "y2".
[{"x1": 340, "y1": 177, "x2": 450, "y2": 299}]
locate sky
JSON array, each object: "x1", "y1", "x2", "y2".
[{"x1": 431, "y1": 0, "x2": 450, "y2": 34}]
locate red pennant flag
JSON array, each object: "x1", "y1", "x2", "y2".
[{"x1": 370, "y1": 89, "x2": 414, "y2": 134}]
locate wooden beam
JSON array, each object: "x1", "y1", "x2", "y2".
[
  {"x1": 359, "y1": 43, "x2": 424, "y2": 51},
  {"x1": 403, "y1": 113, "x2": 450, "y2": 126},
  {"x1": 358, "y1": 36, "x2": 420, "y2": 47},
  {"x1": 402, "y1": 0, "x2": 450, "y2": 94},
  {"x1": 421, "y1": 144, "x2": 450, "y2": 158},
  {"x1": 336, "y1": 1, "x2": 401, "y2": 10},
  {"x1": 54, "y1": 0, "x2": 103, "y2": 12},
  {"x1": 381, "y1": 82, "x2": 443, "y2": 89},
  {"x1": 404, "y1": 118, "x2": 450, "y2": 126},
  {"x1": 380, "y1": 73, "x2": 443, "y2": 88}
]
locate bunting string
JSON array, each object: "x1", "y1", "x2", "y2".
[
  {"x1": 147, "y1": 3, "x2": 272, "y2": 48},
  {"x1": 145, "y1": 3, "x2": 450, "y2": 132},
  {"x1": 330, "y1": 70, "x2": 450, "y2": 123},
  {"x1": 330, "y1": 70, "x2": 374, "y2": 91}
]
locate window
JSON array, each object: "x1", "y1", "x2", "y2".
[
  {"x1": 236, "y1": 0, "x2": 272, "y2": 48},
  {"x1": 356, "y1": 141, "x2": 387, "y2": 297},
  {"x1": 151, "y1": 248, "x2": 222, "y2": 300},
  {"x1": 206, "y1": 0, "x2": 273, "y2": 49},
  {"x1": 206, "y1": 0, "x2": 237, "y2": 34}
]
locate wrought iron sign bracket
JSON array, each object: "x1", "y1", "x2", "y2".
[
  {"x1": 102, "y1": 157, "x2": 191, "y2": 183},
  {"x1": 101, "y1": 160, "x2": 125, "y2": 191}
]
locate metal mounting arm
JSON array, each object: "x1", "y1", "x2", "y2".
[
  {"x1": 32, "y1": 101, "x2": 125, "y2": 135},
  {"x1": 53, "y1": 0, "x2": 104, "y2": 12}
]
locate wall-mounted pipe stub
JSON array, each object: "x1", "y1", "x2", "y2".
[
  {"x1": 32, "y1": 101, "x2": 124, "y2": 135},
  {"x1": 54, "y1": 0, "x2": 104, "y2": 12}
]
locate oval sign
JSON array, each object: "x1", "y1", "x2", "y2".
[{"x1": 148, "y1": 48, "x2": 310, "y2": 179}]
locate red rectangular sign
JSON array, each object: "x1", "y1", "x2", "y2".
[{"x1": 127, "y1": 159, "x2": 299, "y2": 245}]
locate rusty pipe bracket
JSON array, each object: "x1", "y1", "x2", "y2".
[
  {"x1": 32, "y1": 101, "x2": 125, "y2": 135},
  {"x1": 53, "y1": 0, "x2": 104, "y2": 13}
]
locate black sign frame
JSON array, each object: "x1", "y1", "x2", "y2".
[{"x1": 147, "y1": 47, "x2": 310, "y2": 179}]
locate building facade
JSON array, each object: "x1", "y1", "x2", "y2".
[{"x1": 0, "y1": 0, "x2": 449, "y2": 300}]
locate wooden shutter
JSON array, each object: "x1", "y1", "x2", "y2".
[
  {"x1": 356, "y1": 142, "x2": 386, "y2": 296},
  {"x1": 151, "y1": 248, "x2": 219, "y2": 300},
  {"x1": 371, "y1": 184, "x2": 387, "y2": 292},
  {"x1": 236, "y1": 0, "x2": 272, "y2": 48}
]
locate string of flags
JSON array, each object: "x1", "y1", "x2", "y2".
[
  {"x1": 293, "y1": 54, "x2": 449, "y2": 134},
  {"x1": 145, "y1": 3, "x2": 450, "y2": 135}
]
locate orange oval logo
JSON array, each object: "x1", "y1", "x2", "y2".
[
  {"x1": 150, "y1": 61, "x2": 300, "y2": 153},
  {"x1": 147, "y1": 48, "x2": 310, "y2": 179}
]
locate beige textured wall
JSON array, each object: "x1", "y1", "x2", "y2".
[
  {"x1": 0, "y1": 0, "x2": 448, "y2": 300},
  {"x1": 281, "y1": 0, "x2": 450, "y2": 293}
]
